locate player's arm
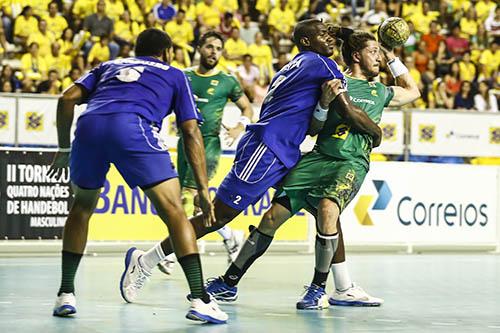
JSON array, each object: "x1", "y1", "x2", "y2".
[
  {"x1": 47, "y1": 84, "x2": 86, "y2": 179},
  {"x1": 381, "y1": 47, "x2": 421, "y2": 107},
  {"x1": 308, "y1": 79, "x2": 343, "y2": 136},
  {"x1": 224, "y1": 94, "x2": 253, "y2": 145}
]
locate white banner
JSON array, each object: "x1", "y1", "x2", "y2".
[
  {"x1": 340, "y1": 162, "x2": 499, "y2": 245},
  {"x1": 17, "y1": 97, "x2": 58, "y2": 146},
  {"x1": 373, "y1": 110, "x2": 405, "y2": 155},
  {"x1": 0, "y1": 97, "x2": 16, "y2": 145},
  {"x1": 410, "y1": 111, "x2": 500, "y2": 157}
]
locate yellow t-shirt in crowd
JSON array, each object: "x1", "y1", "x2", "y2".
[
  {"x1": 479, "y1": 49, "x2": 500, "y2": 77},
  {"x1": 268, "y1": 7, "x2": 296, "y2": 34},
  {"x1": 72, "y1": 0, "x2": 97, "y2": 18},
  {"x1": 459, "y1": 17, "x2": 478, "y2": 37},
  {"x1": 88, "y1": 42, "x2": 110, "y2": 65},
  {"x1": 409, "y1": 11, "x2": 439, "y2": 34},
  {"x1": 21, "y1": 53, "x2": 48, "y2": 80},
  {"x1": 224, "y1": 38, "x2": 248, "y2": 65},
  {"x1": 287, "y1": 0, "x2": 310, "y2": 18},
  {"x1": 215, "y1": 0, "x2": 238, "y2": 13},
  {"x1": 115, "y1": 20, "x2": 141, "y2": 43},
  {"x1": 30, "y1": 0, "x2": 50, "y2": 16},
  {"x1": 125, "y1": 0, "x2": 145, "y2": 23},
  {"x1": 401, "y1": 1, "x2": 422, "y2": 19},
  {"x1": 43, "y1": 14, "x2": 68, "y2": 39},
  {"x1": 106, "y1": 0, "x2": 125, "y2": 22},
  {"x1": 175, "y1": 3, "x2": 196, "y2": 23},
  {"x1": 196, "y1": 2, "x2": 221, "y2": 28},
  {"x1": 62, "y1": 76, "x2": 75, "y2": 91},
  {"x1": 171, "y1": 60, "x2": 187, "y2": 70},
  {"x1": 458, "y1": 61, "x2": 476, "y2": 82},
  {"x1": 165, "y1": 20, "x2": 194, "y2": 49},
  {"x1": 27, "y1": 31, "x2": 56, "y2": 57},
  {"x1": 45, "y1": 53, "x2": 72, "y2": 77},
  {"x1": 256, "y1": 0, "x2": 271, "y2": 14},
  {"x1": 451, "y1": 0, "x2": 472, "y2": 12},
  {"x1": 248, "y1": 43, "x2": 273, "y2": 77},
  {"x1": 14, "y1": 15, "x2": 39, "y2": 38},
  {"x1": 475, "y1": 0, "x2": 496, "y2": 21}
]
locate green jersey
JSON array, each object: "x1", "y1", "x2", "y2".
[
  {"x1": 315, "y1": 76, "x2": 394, "y2": 168},
  {"x1": 184, "y1": 68, "x2": 244, "y2": 137}
]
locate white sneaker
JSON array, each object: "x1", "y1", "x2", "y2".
[
  {"x1": 53, "y1": 292, "x2": 76, "y2": 317},
  {"x1": 223, "y1": 230, "x2": 244, "y2": 264},
  {"x1": 157, "y1": 253, "x2": 176, "y2": 275},
  {"x1": 120, "y1": 247, "x2": 151, "y2": 303},
  {"x1": 186, "y1": 298, "x2": 228, "y2": 324},
  {"x1": 329, "y1": 283, "x2": 384, "y2": 307}
]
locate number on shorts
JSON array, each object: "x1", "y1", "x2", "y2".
[
  {"x1": 263, "y1": 75, "x2": 286, "y2": 104},
  {"x1": 116, "y1": 66, "x2": 144, "y2": 82},
  {"x1": 233, "y1": 195, "x2": 242, "y2": 205}
]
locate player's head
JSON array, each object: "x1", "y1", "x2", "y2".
[
  {"x1": 292, "y1": 19, "x2": 335, "y2": 57},
  {"x1": 197, "y1": 31, "x2": 225, "y2": 70},
  {"x1": 332, "y1": 28, "x2": 380, "y2": 78},
  {"x1": 135, "y1": 28, "x2": 173, "y2": 62}
]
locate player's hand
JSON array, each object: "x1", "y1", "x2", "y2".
[
  {"x1": 320, "y1": 79, "x2": 345, "y2": 107},
  {"x1": 197, "y1": 190, "x2": 216, "y2": 227},
  {"x1": 222, "y1": 123, "x2": 244, "y2": 147},
  {"x1": 47, "y1": 151, "x2": 70, "y2": 181}
]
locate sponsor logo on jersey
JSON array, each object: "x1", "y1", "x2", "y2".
[
  {"x1": 371, "y1": 90, "x2": 378, "y2": 97},
  {"x1": 207, "y1": 87, "x2": 215, "y2": 95},
  {"x1": 332, "y1": 124, "x2": 351, "y2": 140},
  {"x1": 210, "y1": 79, "x2": 219, "y2": 86},
  {"x1": 349, "y1": 96, "x2": 375, "y2": 105}
]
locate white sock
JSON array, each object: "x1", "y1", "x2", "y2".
[
  {"x1": 165, "y1": 253, "x2": 176, "y2": 262},
  {"x1": 331, "y1": 262, "x2": 353, "y2": 292},
  {"x1": 217, "y1": 225, "x2": 233, "y2": 241},
  {"x1": 139, "y1": 243, "x2": 166, "y2": 273}
]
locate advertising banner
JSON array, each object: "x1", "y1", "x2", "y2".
[
  {"x1": 0, "y1": 96, "x2": 16, "y2": 145},
  {"x1": 17, "y1": 97, "x2": 58, "y2": 146},
  {"x1": 0, "y1": 150, "x2": 72, "y2": 239},
  {"x1": 410, "y1": 111, "x2": 500, "y2": 157},
  {"x1": 340, "y1": 162, "x2": 499, "y2": 245},
  {"x1": 372, "y1": 110, "x2": 405, "y2": 155}
]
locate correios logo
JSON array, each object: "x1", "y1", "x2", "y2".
[{"x1": 354, "y1": 180, "x2": 392, "y2": 226}]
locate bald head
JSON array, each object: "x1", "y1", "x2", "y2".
[{"x1": 292, "y1": 19, "x2": 323, "y2": 51}]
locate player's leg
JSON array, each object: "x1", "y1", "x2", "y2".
[
  {"x1": 297, "y1": 198, "x2": 340, "y2": 310},
  {"x1": 202, "y1": 199, "x2": 292, "y2": 302},
  {"x1": 53, "y1": 186, "x2": 100, "y2": 317},
  {"x1": 328, "y1": 220, "x2": 384, "y2": 307}
]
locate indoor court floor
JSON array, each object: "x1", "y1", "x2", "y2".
[{"x1": 1, "y1": 252, "x2": 499, "y2": 333}]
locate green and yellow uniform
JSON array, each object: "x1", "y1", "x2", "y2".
[
  {"x1": 279, "y1": 77, "x2": 394, "y2": 214},
  {"x1": 178, "y1": 68, "x2": 244, "y2": 189}
]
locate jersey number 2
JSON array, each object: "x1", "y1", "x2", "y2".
[{"x1": 263, "y1": 75, "x2": 286, "y2": 104}]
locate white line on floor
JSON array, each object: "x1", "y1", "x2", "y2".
[
  {"x1": 375, "y1": 319, "x2": 402, "y2": 323},
  {"x1": 431, "y1": 322, "x2": 457, "y2": 326},
  {"x1": 488, "y1": 326, "x2": 500, "y2": 329},
  {"x1": 0, "y1": 301, "x2": 13, "y2": 304},
  {"x1": 264, "y1": 313, "x2": 291, "y2": 317}
]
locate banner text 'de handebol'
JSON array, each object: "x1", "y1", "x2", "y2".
[{"x1": 88, "y1": 153, "x2": 307, "y2": 241}]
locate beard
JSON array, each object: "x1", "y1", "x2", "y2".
[{"x1": 200, "y1": 56, "x2": 218, "y2": 70}]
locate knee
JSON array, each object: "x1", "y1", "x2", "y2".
[
  {"x1": 317, "y1": 199, "x2": 339, "y2": 234},
  {"x1": 258, "y1": 210, "x2": 280, "y2": 235}
]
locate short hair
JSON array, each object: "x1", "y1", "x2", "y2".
[
  {"x1": 292, "y1": 19, "x2": 323, "y2": 50},
  {"x1": 135, "y1": 28, "x2": 172, "y2": 57},
  {"x1": 198, "y1": 31, "x2": 225, "y2": 48}
]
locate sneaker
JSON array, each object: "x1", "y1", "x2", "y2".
[
  {"x1": 157, "y1": 253, "x2": 176, "y2": 275},
  {"x1": 329, "y1": 283, "x2": 383, "y2": 307},
  {"x1": 186, "y1": 298, "x2": 228, "y2": 324},
  {"x1": 223, "y1": 230, "x2": 244, "y2": 264},
  {"x1": 119, "y1": 247, "x2": 151, "y2": 303},
  {"x1": 52, "y1": 292, "x2": 76, "y2": 317},
  {"x1": 188, "y1": 277, "x2": 238, "y2": 302},
  {"x1": 296, "y1": 284, "x2": 329, "y2": 310}
]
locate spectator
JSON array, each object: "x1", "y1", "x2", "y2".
[
  {"x1": 83, "y1": 0, "x2": 119, "y2": 59},
  {"x1": 13, "y1": 6, "x2": 39, "y2": 47},
  {"x1": 479, "y1": 41, "x2": 499, "y2": 80},
  {"x1": 114, "y1": 10, "x2": 141, "y2": 45},
  {"x1": 144, "y1": 12, "x2": 163, "y2": 29},
  {"x1": 436, "y1": 40, "x2": 455, "y2": 76},
  {"x1": 222, "y1": 28, "x2": 248, "y2": 71},
  {"x1": 0, "y1": 79, "x2": 13, "y2": 92},
  {"x1": 118, "y1": 43, "x2": 132, "y2": 58},
  {"x1": 21, "y1": 42, "x2": 48, "y2": 81},
  {"x1": 61, "y1": 67, "x2": 82, "y2": 91},
  {"x1": 43, "y1": 1, "x2": 68, "y2": 39},
  {"x1": 165, "y1": 9, "x2": 194, "y2": 58},
  {"x1": 219, "y1": 12, "x2": 240, "y2": 38},
  {"x1": 422, "y1": 58, "x2": 437, "y2": 104},
  {"x1": 429, "y1": 79, "x2": 454, "y2": 109},
  {"x1": 73, "y1": 0, "x2": 97, "y2": 19},
  {"x1": 0, "y1": 64, "x2": 21, "y2": 91},
  {"x1": 27, "y1": 19, "x2": 56, "y2": 58},
  {"x1": 460, "y1": 7, "x2": 478, "y2": 38},
  {"x1": 236, "y1": 54, "x2": 260, "y2": 102},
  {"x1": 445, "y1": 61, "x2": 461, "y2": 95},
  {"x1": 171, "y1": 47, "x2": 189, "y2": 69},
  {"x1": 445, "y1": 24, "x2": 469, "y2": 58},
  {"x1": 421, "y1": 21, "x2": 444, "y2": 56},
  {"x1": 453, "y1": 81, "x2": 475, "y2": 110},
  {"x1": 87, "y1": 34, "x2": 110, "y2": 67},
  {"x1": 46, "y1": 41, "x2": 71, "y2": 78},
  {"x1": 401, "y1": 0, "x2": 421, "y2": 20},
  {"x1": 37, "y1": 69, "x2": 61, "y2": 94},
  {"x1": 408, "y1": 1, "x2": 439, "y2": 34},
  {"x1": 361, "y1": 0, "x2": 388, "y2": 28},
  {"x1": 248, "y1": 31, "x2": 274, "y2": 85},
  {"x1": 106, "y1": 0, "x2": 125, "y2": 22},
  {"x1": 273, "y1": 52, "x2": 288, "y2": 72},
  {"x1": 268, "y1": 0, "x2": 296, "y2": 51},
  {"x1": 153, "y1": 0, "x2": 177, "y2": 25},
  {"x1": 196, "y1": 0, "x2": 221, "y2": 31},
  {"x1": 458, "y1": 51, "x2": 476, "y2": 82},
  {"x1": 485, "y1": 6, "x2": 500, "y2": 38},
  {"x1": 475, "y1": 0, "x2": 496, "y2": 22},
  {"x1": 413, "y1": 40, "x2": 430, "y2": 73},
  {"x1": 240, "y1": 14, "x2": 259, "y2": 45},
  {"x1": 217, "y1": 0, "x2": 239, "y2": 14},
  {"x1": 125, "y1": 0, "x2": 147, "y2": 24},
  {"x1": 175, "y1": 0, "x2": 197, "y2": 24},
  {"x1": 474, "y1": 80, "x2": 499, "y2": 112}
]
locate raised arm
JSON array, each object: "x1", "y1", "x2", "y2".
[{"x1": 224, "y1": 94, "x2": 253, "y2": 146}]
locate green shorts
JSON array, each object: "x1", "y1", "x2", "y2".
[
  {"x1": 277, "y1": 150, "x2": 368, "y2": 215},
  {"x1": 177, "y1": 135, "x2": 221, "y2": 189}
]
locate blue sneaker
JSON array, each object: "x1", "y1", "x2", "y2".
[
  {"x1": 188, "y1": 277, "x2": 238, "y2": 302},
  {"x1": 296, "y1": 284, "x2": 329, "y2": 310},
  {"x1": 52, "y1": 292, "x2": 76, "y2": 317}
]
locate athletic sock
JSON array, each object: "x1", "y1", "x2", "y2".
[
  {"x1": 312, "y1": 269, "x2": 329, "y2": 289},
  {"x1": 178, "y1": 253, "x2": 210, "y2": 303},
  {"x1": 58, "y1": 250, "x2": 83, "y2": 296},
  {"x1": 139, "y1": 242, "x2": 166, "y2": 273},
  {"x1": 217, "y1": 225, "x2": 233, "y2": 241},
  {"x1": 222, "y1": 228, "x2": 273, "y2": 287},
  {"x1": 331, "y1": 262, "x2": 353, "y2": 291}
]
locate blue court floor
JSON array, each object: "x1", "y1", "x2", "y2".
[{"x1": 0, "y1": 252, "x2": 499, "y2": 333}]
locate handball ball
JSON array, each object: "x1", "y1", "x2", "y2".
[{"x1": 378, "y1": 17, "x2": 410, "y2": 49}]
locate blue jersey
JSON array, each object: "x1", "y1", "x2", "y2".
[
  {"x1": 246, "y1": 51, "x2": 345, "y2": 168},
  {"x1": 75, "y1": 56, "x2": 200, "y2": 124}
]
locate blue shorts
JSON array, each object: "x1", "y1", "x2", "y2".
[
  {"x1": 216, "y1": 131, "x2": 289, "y2": 210},
  {"x1": 70, "y1": 113, "x2": 177, "y2": 189}
]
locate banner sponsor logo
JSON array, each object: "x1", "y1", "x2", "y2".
[
  {"x1": 381, "y1": 123, "x2": 396, "y2": 142},
  {"x1": 418, "y1": 124, "x2": 435, "y2": 142},
  {"x1": 490, "y1": 127, "x2": 500, "y2": 144},
  {"x1": 354, "y1": 180, "x2": 392, "y2": 226},
  {"x1": 0, "y1": 111, "x2": 8, "y2": 129},
  {"x1": 445, "y1": 130, "x2": 480, "y2": 140},
  {"x1": 25, "y1": 112, "x2": 43, "y2": 131}
]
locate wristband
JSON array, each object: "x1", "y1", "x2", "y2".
[
  {"x1": 239, "y1": 116, "x2": 251, "y2": 127},
  {"x1": 387, "y1": 57, "x2": 409, "y2": 78},
  {"x1": 58, "y1": 147, "x2": 71, "y2": 153},
  {"x1": 313, "y1": 102, "x2": 328, "y2": 121}
]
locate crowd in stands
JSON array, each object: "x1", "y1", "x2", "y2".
[{"x1": 0, "y1": 0, "x2": 498, "y2": 110}]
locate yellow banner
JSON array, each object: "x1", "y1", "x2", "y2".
[{"x1": 88, "y1": 154, "x2": 308, "y2": 241}]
